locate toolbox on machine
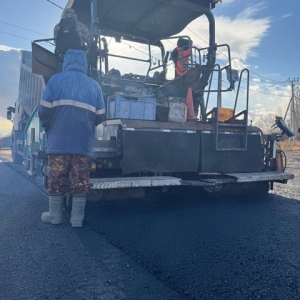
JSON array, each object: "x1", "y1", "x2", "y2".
[{"x1": 107, "y1": 94, "x2": 156, "y2": 120}]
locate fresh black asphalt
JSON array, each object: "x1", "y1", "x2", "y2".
[
  {"x1": 0, "y1": 161, "x2": 182, "y2": 300},
  {"x1": 86, "y1": 193, "x2": 300, "y2": 299},
  {"x1": 1, "y1": 156, "x2": 300, "y2": 299}
]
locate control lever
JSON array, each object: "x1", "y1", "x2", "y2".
[{"x1": 272, "y1": 116, "x2": 294, "y2": 137}]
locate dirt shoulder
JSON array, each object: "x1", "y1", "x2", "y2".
[
  {"x1": 271, "y1": 145, "x2": 300, "y2": 200},
  {"x1": 278, "y1": 140, "x2": 300, "y2": 151}
]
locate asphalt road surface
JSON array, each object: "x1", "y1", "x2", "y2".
[{"x1": 1, "y1": 149, "x2": 300, "y2": 299}]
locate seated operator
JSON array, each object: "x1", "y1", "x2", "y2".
[
  {"x1": 54, "y1": 8, "x2": 92, "y2": 58},
  {"x1": 170, "y1": 38, "x2": 192, "y2": 77}
]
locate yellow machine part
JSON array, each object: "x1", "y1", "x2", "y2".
[{"x1": 212, "y1": 108, "x2": 234, "y2": 122}]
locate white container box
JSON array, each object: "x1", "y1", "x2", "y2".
[{"x1": 168, "y1": 102, "x2": 187, "y2": 122}]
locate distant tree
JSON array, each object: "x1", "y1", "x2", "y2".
[{"x1": 252, "y1": 112, "x2": 276, "y2": 133}]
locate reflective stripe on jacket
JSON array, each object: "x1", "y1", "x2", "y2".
[{"x1": 38, "y1": 49, "x2": 105, "y2": 156}]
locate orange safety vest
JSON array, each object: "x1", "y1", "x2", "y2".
[{"x1": 176, "y1": 46, "x2": 190, "y2": 76}]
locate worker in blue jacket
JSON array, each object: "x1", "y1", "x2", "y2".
[{"x1": 38, "y1": 49, "x2": 105, "y2": 227}]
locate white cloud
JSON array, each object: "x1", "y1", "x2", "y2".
[
  {"x1": 281, "y1": 13, "x2": 292, "y2": 19},
  {"x1": 249, "y1": 82, "x2": 290, "y2": 118},
  {"x1": 221, "y1": 0, "x2": 239, "y2": 4},
  {"x1": 181, "y1": 2, "x2": 270, "y2": 66},
  {"x1": 237, "y1": 2, "x2": 267, "y2": 19},
  {"x1": 216, "y1": 11, "x2": 270, "y2": 61},
  {"x1": 0, "y1": 44, "x2": 21, "y2": 51}
]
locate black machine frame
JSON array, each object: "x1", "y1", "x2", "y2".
[{"x1": 27, "y1": 0, "x2": 293, "y2": 196}]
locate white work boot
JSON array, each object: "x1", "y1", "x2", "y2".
[
  {"x1": 70, "y1": 194, "x2": 87, "y2": 228},
  {"x1": 41, "y1": 194, "x2": 63, "y2": 225}
]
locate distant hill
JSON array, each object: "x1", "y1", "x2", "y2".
[{"x1": 0, "y1": 48, "x2": 21, "y2": 119}]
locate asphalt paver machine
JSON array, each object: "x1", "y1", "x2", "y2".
[{"x1": 25, "y1": 0, "x2": 293, "y2": 200}]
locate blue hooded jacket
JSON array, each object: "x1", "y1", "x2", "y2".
[{"x1": 38, "y1": 49, "x2": 105, "y2": 156}]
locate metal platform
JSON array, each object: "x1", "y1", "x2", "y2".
[
  {"x1": 90, "y1": 176, "x2": 181, "y2": 190},
  {"x1": 224, "y1": 172, "x2": 294, "y2": 183},
  {"x1": 89, "y1": 171, "x2": 294, "y2": 190},
  {"x1": 182, "y1": 178, "x2": 235, "y2": 187}
]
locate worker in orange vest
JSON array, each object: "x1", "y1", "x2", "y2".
[{"x1": 170, "y1": 38, "x2": 192, "y2": 77}]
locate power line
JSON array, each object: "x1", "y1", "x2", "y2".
[
  {"x1": 249, "y1": 71, "x2": 285, "y2": 85},
  {"x1": 248, "y1": 87, "x2": 289, "y2": 98},
  {"x1": 0, "y1": 22, "x2": 160, "y2": 64},
  {"x1": 0, "y1": 30, "x2": 32, "y2": 41},
  {"x1": 122, "y1": 41, "x2": 149, "y2": 57},
  {"x1": 208, "y1": 76, "x2": 289, "y2": 99},
  {"x1": 220, "y1": 80, "x2": 290, "y2": 98},
  {"x1": 0, "y1": 20, "x2": 51, "y2": 37},
  {"x1": 46, "y1": 0, "x2": 63, "y2": 10},
  {"x1": 121, "y1": 40, "x2": 161, "y2": 63}
]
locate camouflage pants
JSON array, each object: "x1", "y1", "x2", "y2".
[{"x1": 48, "y1": 154, "x2": 90, "y2": 194}]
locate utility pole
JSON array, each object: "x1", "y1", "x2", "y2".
[{"x1": 285, "y1": 78, "x2": 299, "y2": 145}]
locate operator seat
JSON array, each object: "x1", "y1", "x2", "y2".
[{"x1": 156, "y1": 67, "x2": 201, "y2": 97}]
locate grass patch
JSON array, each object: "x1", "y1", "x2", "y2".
[{"x1": 279, "y1": 140, "x2": 300, "y2": 151}]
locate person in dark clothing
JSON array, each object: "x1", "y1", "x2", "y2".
[
  {"x1": 38, "y1": 49, "x2": 105, "y2": 227},
  {"x1": 54, "y1": 8, "x2": 91, "y2": 51}
]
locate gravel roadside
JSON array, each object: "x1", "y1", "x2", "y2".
[{"x1": 271, "y1": 150, "x2": 300, "y2": 200}]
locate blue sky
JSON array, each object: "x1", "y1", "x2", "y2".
[
  {"x1": 217, "y1": 0, "x2": 300, "y2": 81},
  {"x1": 0, "y1": 0, "x2": 298, "y2": 80},
  {"x1": 0, "y1": 0, "x2": 65, "y2": 49},
  {"x1": 0, "y1": 0, "x2": 299, "y2": 135}
]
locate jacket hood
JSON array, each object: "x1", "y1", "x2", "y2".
[
  {"x1": 61, "y1": 8, "x2": 77, "y2": 21},
  {"x1": 63, "y1": 49, "x2": 87, "y2": 74}
]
